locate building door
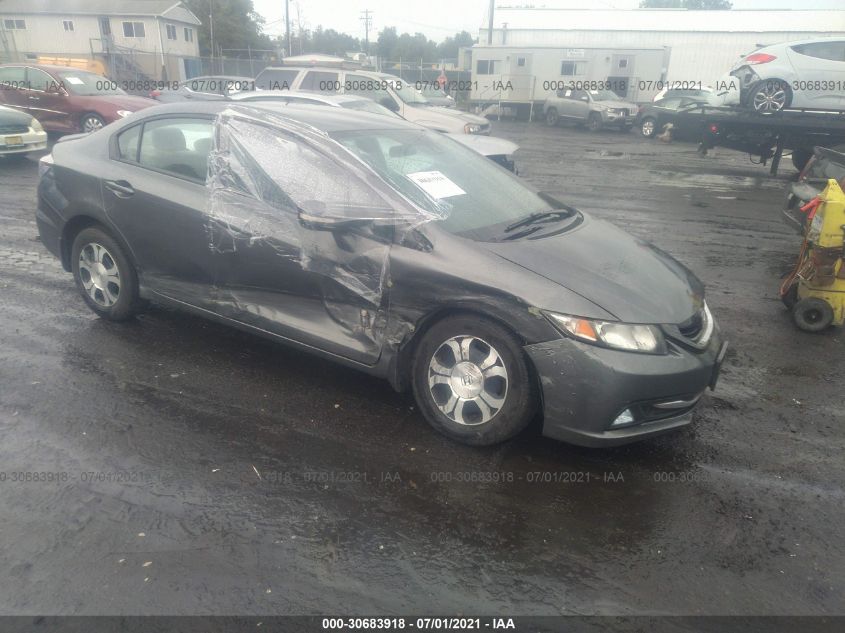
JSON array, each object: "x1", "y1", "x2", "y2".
[{"x1": 608, "y1": 54, "x2": 634, "y2": 98}]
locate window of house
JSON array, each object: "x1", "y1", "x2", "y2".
[
  {"x1": 560, "y1": 61, "x2": 585, "y2": 76},
  {"x1": 122, "y1": 21, "x2": 145, "y2": 38},
  {"x1": 166, "y1": 24, "x2": 177, "y2": 40},
  {"x1": 517, "y1": 57, "x2": 526, "y2": 67},
  {"x1": 476, "y1": 60, "x2": 499, "y2": 75},
  {"x1": 618, "y1": 58, "x2": 629, "y2": 69},
  {"x1": 62, "y1": 20, "x2": 74, "y2": 32},
  {"x1": 184, "y1": 27, "x2": 194, "y2": 42},
  {"x1": 3, "y1": 19, "x2": 26, "y2": 30}
]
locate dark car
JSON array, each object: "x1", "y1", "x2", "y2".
[
  {"x1": 783, "y1": 145, "x2": 845, "y2": 234},
  {"x1": 0, "y1": 64, "x2": 156, "y2": 133},
  {"x1": 637, "y1": 96, "x2": 710, "y2": 139},
  {"x1": 36, "y1": 102, "x2": 726, "y2": 447},
  {"x1": 150, "y1": 75, "x2": 253, "y2": 102}
]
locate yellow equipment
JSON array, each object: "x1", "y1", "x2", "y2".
[{"x1": 781, "y1": 179, "x2": 845, "y2": 332}]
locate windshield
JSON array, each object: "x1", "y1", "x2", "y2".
[
  {"x1": 341, "y1": 99, "x2": 398, "y2": 117},
  {"x1": 57, "y1": 71, "x2": 126, "y2": 96},
  {"x1": 389, "y1": 78, "x2": 429, "y2": 105},
  {"x1": 332, "y1": 129, "x2": 558, "y2": 239},
  {"x1": 591, "y1": 89, "x2": 622, "y2": 101}
]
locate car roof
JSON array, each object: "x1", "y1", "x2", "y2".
[
  {"x1": 231, "y1": 91, "x2": 366, "y2": 106},
  {"x1": 258, "y1": 65, "x2": 398, "y2": 81},
  {"x1": 134, "y1": 100, "x2": 420, "y2": 134}
]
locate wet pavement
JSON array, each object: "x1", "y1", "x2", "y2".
[{"x1": 0, "y1": 122, "x2": 843, "y2": 616}]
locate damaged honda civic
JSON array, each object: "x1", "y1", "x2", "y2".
[{"x1": 36, "y1": 102, "x2": 727, "y2": 447}]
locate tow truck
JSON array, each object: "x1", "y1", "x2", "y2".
[{"x1": 670, "y1": 105, "x2": 845, "y2": 175}]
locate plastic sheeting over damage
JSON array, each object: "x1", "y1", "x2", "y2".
[{"x1": 206, "y1": 106, "x2": 448, "y2": 306}]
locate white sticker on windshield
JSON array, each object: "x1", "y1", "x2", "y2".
[
  {"x1": 406, "y1": 171, "x2": 465, "y2": 199},
  {"x1": 64, "y1": 77, "x2": 84, "y2": 85}
]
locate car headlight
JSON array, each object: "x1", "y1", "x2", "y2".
[
  {"x1": 30, "y1": 118, "x2": 44, "y2": 132},
  {"x1": 464, "y1": 123, "x2": 482, "y2": 134},
  {"x1": 545, "y1": 312, "x2": 667, "y2": 354},
  {"x1": 116, "y1": 110, "x2": 134, "y2": 118}
]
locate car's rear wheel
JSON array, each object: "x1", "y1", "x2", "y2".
[
  {"x1": 747, "y1": 79, "x2": 792, "y2": 113},
  {"x1": 641, "y1": 116, "x2": 657, "y2": 138},
  {"x1": 71, "y1": 227, "x2": 141, "y2": 321},
  {"x1": 792, "y1": 297, "x2": 833, "y2": 333},
  {"x1": 81, "y1": 113, "x2": 105, "y2": 133},
  {"x1": 545, "y1": 108, "x2": 559, "y2": 127},
  {"x1": 411, "y1": 315, "x2": 537, "y2": 446},
  {"x1": 587, "y1": 112, "x2": 603, "y2": 132}
]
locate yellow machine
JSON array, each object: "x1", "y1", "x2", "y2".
[{"x1": 781, "y1": 179, "x2": 845, "y2": 332}]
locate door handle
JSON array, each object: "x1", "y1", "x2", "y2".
[{"x1": 104, "y1": 179, "x2": 135, "y2": 198}]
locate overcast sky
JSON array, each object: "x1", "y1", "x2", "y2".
[{"x1": 252, "y1": 0, "x2": 844, "y2": 41}]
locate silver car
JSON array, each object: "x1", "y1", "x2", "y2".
[
  {"x1": 543, "y1": 88, "x2": 638, "y2": 132},
  {"x1": 715, "y1": 38, "x2": 845, "y2": 113}
]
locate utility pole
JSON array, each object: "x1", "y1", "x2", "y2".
[
  {"x1": 285, "y1": 0, "x2": 291, "y2": 57},
  {"x1": 487, "y1": 0, "x2": 494, "y2": 45},
  {"x1": 209, "y1": 0, "x2": 214, "y2": 72},
  {"x1": 360, "y1": 9, "x2": 372, "y2": 56}
]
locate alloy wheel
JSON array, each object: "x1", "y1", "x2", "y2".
[
  {"x1": 427, "y1": 335, "x2": 508, "y2": 426},
  {"x1": 752, "y1": 81, "x2": 787, "y2": 113},
  {"x1": 78, "y1": 242, "x2": 121, "y2": 307},
  {"x1": 642, "y1": 118, "x2": 655, "y2": 137},
  {"x1": 82, "y1": 116, "x2": 104, "y2": 133}
]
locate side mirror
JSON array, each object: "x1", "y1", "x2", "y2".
[{"x1": 380, "y1": 97, "x2": 400, "y2": 112}]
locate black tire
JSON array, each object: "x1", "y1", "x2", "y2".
[
  {"x1": 71, "y1": 227, "x2": 142, "y2": 321},
  {"x1": 411, "y1": 315, "x2": 537, "y2": 446},
  {"x1": 587, "y1": 112, "x2": 603, "y2": 132},
  {"x1": 641, "y1": 116, "x2": 658, "y2": 138},
  {"x1": 792, "y1": 297, "x2": 834, "y2": 333},
  {"x1": 746, "y1": 79, "x2": 792, "y2": 114},
  {"x1": 545, "y1": 107, "x2": 559, "y2": 127},
  {"x1": 80, "y1": 113, "x2": 105, "y2": 133},
  {"x1": 791, "y1": 149, "x2": 812, "y2": 172}
]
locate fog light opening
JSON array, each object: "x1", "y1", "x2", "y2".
[{"x1": 612, "y1": 409, "x2": 635, "y2": 427}]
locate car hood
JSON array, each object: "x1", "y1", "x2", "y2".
[
  {"x1": 72, "y1": 94, "x2": 158, "y2": 111},
  {"x1": 447, "y1": 134, "x2": 518, "y2": 157},
  {"x1": 596, "y1": 100, "x2": 638, "y2": 111},
  {"x1": 482, "y1": 215, "x2": 704, "y2": 324},
  {"x1": 0, "y1": 104, "x2": 34, "y2": 125},
  {"x1": 421, "y1": 105, "x2": 487, "y2": 124}
]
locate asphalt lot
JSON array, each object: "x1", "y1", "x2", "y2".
[{"x1": 0, "y1": 121, "x2": 843, "y2": 617}]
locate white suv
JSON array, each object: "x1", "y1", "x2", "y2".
[{"x1": 253, "y1": 66, "x2": 490, "y2": 134}]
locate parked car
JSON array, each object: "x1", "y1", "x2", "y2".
[
  {"x1": 0, "y1": 104, "x2": 48, "y2": 157},
  {"x1": 150, "y1": 75, "x2": 253, "y2": 102},
  {"x1": 36, "y1": 101, "x2": 726, "y2": 447},
  {"x1": 715, "y1": 38, "x2": 845, "y2": 113},
  {"x1": 252, "y1": 64, "x2": 490, "y2": 134},
  {"x1": 0, "y1": 64, "x2": 156, "y2": 133},
  {"x1": 229, "y1": 91, "x2": 519, "y2": 172},
  {"x1": 652, "y1": 86, "x2": 716, "y2": 103},
  {"x1": 637, "y1": 96, "x2": 710, "y2": 139},
  {"x1": 544, "y1": 88, "x2": 638, "y2": 132},
  {"x1": 783, "y1": 145, "x2": 845, "y2": 234},
  {"x1": 417, "y1": 83, "x2": 456, "y2": 108}
]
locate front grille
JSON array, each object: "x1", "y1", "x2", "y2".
[{"x1": 0, "y1": 124, "x2": 29, "y2": 135}]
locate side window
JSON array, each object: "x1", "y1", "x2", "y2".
[
  {"x1": 136, "y1": 118, "x2": 213, "y2": 182},
  {"x1": 570, "y1": 90, "x2": 587, "y2": 101},
  {"x1": 345, "y1": 73, "x2": 390, "y2": 104},
  {"x1": 25, "y1": 68, "x2": 55, "y2": 92},
  {"x1": 255, "y1": 68, "x2": 297, "y2": 90},
  {"x1": 0, "y1": 66, "x2": 26, "y2": 89},
  {"x1": 792, "y1": 42, "x2": 845, "y2": 62},
  {"x1": 661, "y1": 97, "x2": 683, "y2": 110},
  {"x1": 117, "y1": 124, "x2": 141, "y2": 162},
  {"x1": 299, "y1": 71, "x2": 339, "y2": 94}
]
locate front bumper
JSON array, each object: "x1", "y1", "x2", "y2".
[
  {"x1": 525, "y1": 327, "x2": 726, "y2": 447},
  {"x1": 603, "y1": 111, "x2": 636, "y2": 127},
  {"x1": 0, "y1": 129, "x2": 48, "y2": 155}
]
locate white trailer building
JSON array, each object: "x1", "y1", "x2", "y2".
[{"x1": 470, "y1": 8, "x2": 845, "y2": 110}]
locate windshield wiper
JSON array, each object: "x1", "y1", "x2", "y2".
[{"x1": 504, "y1": 209, "x2": 574, "y2": 233}]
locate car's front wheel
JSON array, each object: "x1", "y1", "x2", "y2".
[
  {"x1": 71, "y1": 227, "x2": 142, "y2": 321},
  {"x1": 747, "y1": 79, "x2": 792, "y2": 113},
  {"x1": 80, "y1": 113, "x2": 105, "y2": 133},
  {"x1": 411, "y1": 315, "x2": 536, "y2": 446},
  {"x1": 641, "y1": 116, "x2": 657, "y2": 138},
  {"x1": 545, "y1": 108, "x2": 559, "y2": 127},
  {"x1": 587, "y1": 112, "x2": 603, "y2": 132}
]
